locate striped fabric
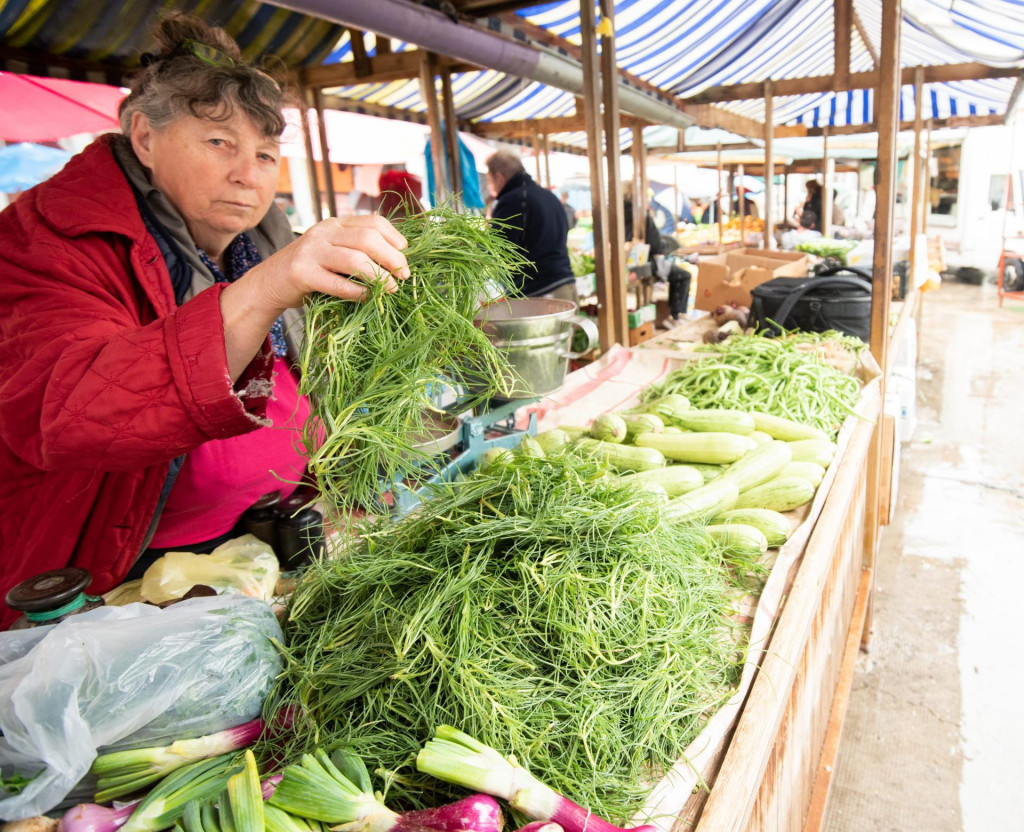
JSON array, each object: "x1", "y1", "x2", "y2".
[{"x1": 1, "y1": 0, "x2": 1021, "y2": 137}]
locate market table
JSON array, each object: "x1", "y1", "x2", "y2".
[{"x1": 519, "y1": 344, "x2": 881, "y2": 832}]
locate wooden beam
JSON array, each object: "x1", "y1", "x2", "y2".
[
  {"x1": 685, "y1": 62, "x2": 1020, "y2": 104},
  {"x1": 648, "y1": 141, "x2": 762, "y2": 156},
  {"x1": 764, "y1": 80, "x2": 774, "y2": 250},
  {"x1": 312, "y1": 86, "x2": 337, "y2": 218},
  {"x1": 0, "y1": 45, "x2": 126, "y2": 84},
  {"x1": 441, "y1": 66, "x2": 463, "y2": 200},
  {"x1": 909, "y1": 69, "x2": 925, "y2": 284},
  {"x1": 299, "y1": 81, "x2": 324, "y2": 223},
  {"x1": 600, "y1": 0, "x2": 630, "y2": 348},
  {"x1": 297, "y1": 50, "x2": 476, "y2": 89},
  {"x1": 1006, "y1": 78, "x2": 1024, "y2": 125},
  {"x1": 419, "y1": 52, "x2": 448, "y2": 204},
  {"x1": 852, "y1": 7, "x2": 878, "y2": 66},
  {"x1": 579, "y1": 0, "x2": 613, "y2": 353},
  {"x1": 471, "y1": 112, "x2": 645, "y2": 138},
  {"x1": 682, "y1": 103, "x2": 770, "y2": 140},
  {"x1": 822, "y1": 129, "x2": 832, "y2": 235},
  {"x1": 347, "y1": 29, "x2": 372, "y2": 78},
  {"x1": 834, "y1": 0, "x2": 852, "y2": 92},
  {"x1": 865, "y1": 0, "x2": 901, "y2": 584},
  {"x1": 375, "y1": 34, "x2": 391, "y2": 55}
]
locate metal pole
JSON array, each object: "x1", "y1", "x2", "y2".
[
  {"x1": 822, "y1": 128, "x2": 832, "y2": 235},
  {"x1": 717, "y1": 143, "x2": 724, "y2": 246},
  {"x1": 909, "y1": 68, "x2": 925, "y2": 277},
  {"x1": 419, "y1": 52, "x2": 447, "y2": 205}
]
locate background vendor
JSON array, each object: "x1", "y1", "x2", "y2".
[
  {"x1": 0, "y1": 13, "x2": 409, "y2": 629},
  {"x1": 485, "y1": 150, "x2": 577, "y2": 304}
]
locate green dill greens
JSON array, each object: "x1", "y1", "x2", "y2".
[
  {"x1": 298, "y1": 207, "x2": 527, "y2": 513},
  {"x1": 642, "y1": 333, "x2": 863, "y2": 437},
  {"x1": 264, "y1": 452, "x2": 765, "y2": 823}
]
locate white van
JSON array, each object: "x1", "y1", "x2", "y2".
[{"x1": 923, "y1": 125, "x2": 1024, "y2": 287}]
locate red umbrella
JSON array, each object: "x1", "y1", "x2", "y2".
[{"x1": 0, "y1": 72, "x2": 125, "y2": 142}]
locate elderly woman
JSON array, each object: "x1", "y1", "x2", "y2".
[{"x1": 0, "y1": 14, "x2": 409, "y2": 627}]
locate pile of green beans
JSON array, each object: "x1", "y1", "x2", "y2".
[{"x1": 642, "y1": 334, "x2": 863, "y2": 436}]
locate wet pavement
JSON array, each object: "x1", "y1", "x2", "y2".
[{"x1": 824, "y1": 281, "x2": 1024, "y2": 831}]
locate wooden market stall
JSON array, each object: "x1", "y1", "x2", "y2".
[{"x1": 2, "y1": 1, "x2": 1022, "y2": 831}]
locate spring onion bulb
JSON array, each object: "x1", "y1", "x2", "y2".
[
  {"x1": 62, "y1": 800, "x2": 138, "y2": 832},
  {"x1": 92, "y1": 711, "x2": 292, "y2": 803},
  {"x1": 118, "y1": 754, "x2": 239, "y2": 832},
  {"x1": 416, "y1": 728, "x2": 657, "y2": 832}
]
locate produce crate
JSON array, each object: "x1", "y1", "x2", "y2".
[{"x1": 627, "y1": 322, "x2": 655, "y2": 346}]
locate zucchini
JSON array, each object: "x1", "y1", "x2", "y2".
[
  {"x1": 662, "y1": 425, "x2": 685, "y2": 434},
  {"x1": 787, "y1": 439, "x2": 837, "y2": 468},
  {"x1": 534, "y1": 429, "x2": 570, "y2": 454},
  {"x1": 557, "y1": 425, "x2": 590, "y2": 441},
  {"x1": 752, "y1": 412, "x2": 830, "y2": 442},
  {"x1": 706, "y1": 523, "x2": 768, "y2": 557},
  {"x1": 518, "y1": 435, "x2": 545, "y2": 458},
  {"x1": 478, "y1": 447, "x2": 514, "y2": 470},
  {"x1": 665, "y1": 408, "x2": 756, "y2": 436},
  {"x1": 749, "y1": 430, "x2": 774, "y2": 446},
  {"x1": 574, "y1": 438, "x2": 666, "y2": 473},
  {"x1": 645, "y1": 393, "x2": 691, "y2": 421},
  {"x1": 733, "y1": 476, "x2": 816, "y2": 513},
  {"x1": 713, "y1": 508, "x2": 791, "y2": 547},
  {"x1": 689, "y1": 463, "x2": 725, "y2": 482},
  {"x1": 590, "y1": 413, "x2": 628, "y2": 443},
  {"x1": 617, "y1": 465, "x2": 703, "y2": 497},
  {"x1": 621, "y1": 412, "x2": 665, "y2": 441},
  {"x1": 634, "y1": 431, "x2": 757, "y2": 465},
  {"x1": 780, "y1": 461, "x2": 826, "y2": 488},
  {"x1": 720, "y1": 440, "x2": 792, "y2": 492},
  {"x1": 662, "y1": 479, "x2": 740, "y2": 524}
]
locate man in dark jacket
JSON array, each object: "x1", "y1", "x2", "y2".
[{"x1": 486, "y1": 151, "x2": 576, "y2": 302}]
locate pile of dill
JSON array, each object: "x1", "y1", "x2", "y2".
[
  {"x1": 642, "y1": 332, "x2": 863, "y2": 437},
  {"x1": 263, "y1": 452, "x2": 766, "y2": 823},
  {"x1": 298, "y1": 207, "x2": 527, "y2": 513}
]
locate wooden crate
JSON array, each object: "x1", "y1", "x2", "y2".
[
  {"x1": 673, "y1": 389, "x2": 880, "y2": 832},
  {"x1": 628, "y1": 322, "x2": 655, "y2": 346}
]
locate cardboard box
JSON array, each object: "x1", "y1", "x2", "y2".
[{"x1": 695, "y1": 247, "x2": 808, "y2": 311}]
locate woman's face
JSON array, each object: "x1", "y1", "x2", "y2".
[{"x1": 130, "y1": 108, "x2": 280, "y2": 258}]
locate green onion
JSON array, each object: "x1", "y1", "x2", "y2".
[
  {"x1": 92, "y1": 716, "x2": 270, "y2": 803},
  {"x1": 119, "y1": 755, "x2": 240, "y2": 832},
  {"x1": 226, "y1": 750, "x2": 264, "y2": 832},
  {"x1": 299, "y1": 206, "x2": 528, "y2": 514},
  {"x1": 267, "y1": 752, "x2": 382, "y2": 824}
]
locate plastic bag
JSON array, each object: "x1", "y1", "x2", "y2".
[
  {"x1": 140, "y1": 534, "x2": 280, "y2": 604},
  {"x1": 0, "y1": 595, "x2": 282, "y2": 820}
]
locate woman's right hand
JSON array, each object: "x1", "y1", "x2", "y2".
[
  {"x1": 250, "y1": 215, "x2": 411, "y2": 313},
  {"x1": 219, "y1": 215, "x2": 410, "y2": 382}
]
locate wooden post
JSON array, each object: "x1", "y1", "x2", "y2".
[
  {"x1": 300, "y1": 82, "x2": 323, "y2": 223},
  {"x1": 638, "y1": 127, "x2": 649, "y2": 228},
  {"x1": 579, "y1": 0, "x2": 613, "y2": 352},
  {"x1": 534, "y1": 132, "x2": 544, "y2": 182},
  {"x1": 631, "y1": 124, "x2": 644, "y2": 241},
  {"x1": 717, "y1": 143, "x2": 724, "y2": 245},
  {"x1": 440, "y1": 66, "x2": 462, "y2": 203},
  {"x1": 834, "y1": 0, "x2": 852, "y2": 91},
  {"x1": 419, "y1": 52, "x2": 447, "y2": 205},
  {"x1": 923, "y1": 119, "x2": 933, "y2": 234},
  {"x1": 783, "y1": 163, "x2": 790, "y2": 224},
  {"x1": 542, "y1": 133, "x2": 552, "y2": 189},
  {"x1": 864, "y1": 0, "x2": 901, "y2": 608},
  {"x1": 600, "y1": 0, "x2": 629, "y2": 346},
  {"x1": 764, "y1": 80, "x2": 774, "y2": 249},
  {"x1": 312, "y1": 86, "x2": 336, "y2": 218},
  {"x1": 738, "y1": 164, "x2": 746, "y2": 243},
  {"x1": 822, "y1": 128, "x2": 832, "y2": 236},
  {"x1": 909, "y1": 68, "x2": 925, "y2": 282}
]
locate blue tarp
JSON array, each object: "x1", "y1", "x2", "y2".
[{"x1": 0, "y1": 142, "x2": 71, "y2": 192}]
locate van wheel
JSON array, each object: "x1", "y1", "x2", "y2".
[
  {"x1": 956, "y1": 267, "x2": 985, "y2": 285},
  {"x1": 1003, "y1": 258, "x2": 1024, "y2": 292}
]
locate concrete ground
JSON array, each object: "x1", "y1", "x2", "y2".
[{"x1": 823, "y1": 281, "x2": 1024, "y2": 831}]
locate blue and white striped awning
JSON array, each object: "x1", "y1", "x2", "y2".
[{"x1": 321, "y1": 0, "x2": 1024, "y2": 142}]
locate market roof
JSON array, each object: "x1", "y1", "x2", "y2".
[{"x1": 1, "y1": 0, "x2": 1022, "y2": 145}]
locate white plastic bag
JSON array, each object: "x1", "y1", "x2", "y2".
[{"x1": 0, "y1": 595, "x2": 282, "y2": 820}]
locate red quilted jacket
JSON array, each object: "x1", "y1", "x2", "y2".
[{"x1": 0, "y1": 136, "x2": 276, "y2": 629}]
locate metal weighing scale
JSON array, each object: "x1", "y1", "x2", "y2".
[{"x1": 383, "y1": 396, "x2": 538, "y2": 518}]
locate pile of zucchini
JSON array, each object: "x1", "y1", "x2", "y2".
[{"x1": 541, "y1": 394, "x2": 838, "y2": 557}]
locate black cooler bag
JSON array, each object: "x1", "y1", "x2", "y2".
[{"x1": 750, "y1": 268, "x2": 873, "y2": 340}]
